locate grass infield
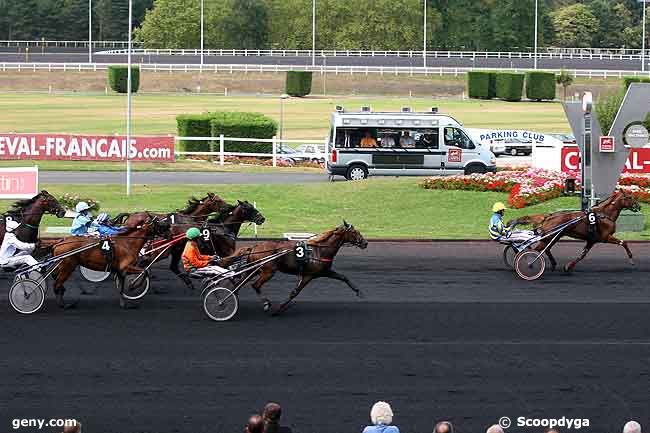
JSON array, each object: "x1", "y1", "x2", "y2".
[{"x1": 9, "y1": 179, "x2": 649, "y2": 240}]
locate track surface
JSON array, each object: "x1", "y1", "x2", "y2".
[
  {"x1": 1, "y1": 241, "x2": 650, "y2": 433},
  {"x1": 0, "y1": 50, "x2": 646, "y2": 71}
]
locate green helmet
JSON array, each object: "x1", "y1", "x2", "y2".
[{"x1": 186, "y1": 227, "x2": 201, "y2": 239}]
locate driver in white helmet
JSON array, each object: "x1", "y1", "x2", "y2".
[
  {"x1": 70, "y1": 201, "x2": 94, "y2": 236},
  {"x1": 0, "y1": 219, "x2": 38, "y2": 269}
]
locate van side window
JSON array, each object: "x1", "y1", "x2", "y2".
[
  {"x1": 418, "y1": 129, "x2": 440, "y2": 149},
  {"x1": 444, "y1": 127, "x2": 475, "y2": 149}
]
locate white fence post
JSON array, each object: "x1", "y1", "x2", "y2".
[
  {"x1": 219, "y1": 134, "x2": 225, "y2": 166},
  {"x1": 272, "y1": 136, "x2": 277, "y2": 167}
]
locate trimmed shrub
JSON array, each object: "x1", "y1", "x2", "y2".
[
  {"x1": 176, "y1": 114, "x2": 214, "y2": 153},
  {"x1": 285, "y1": 71, "x2": 313, "y2": 97},
  {"x1": 467, "y1": 71, "x2": 491, "y2": 99},
  {"x1": 107, "y1": 65, "x2": 140, "y2": 93},
  {"x1": 210, "y1": 112, "x2": 278, "y2": 154},
  {"x1": 496, "y1": 72, "x2": 524, "y2": 102},
  {"x1": 622, "y1": 76, "x2": 650, "y2": 91},
  {"x1": 595, "y1": 92, "x2": 624, "y2": 135},
  {"x1": 488, "y1": 72, "x2": 497, "y2": 99},
  {"x1": 525, "y1": 71, "x2": 556, "y2": 101}
]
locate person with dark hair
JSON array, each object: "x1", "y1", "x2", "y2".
[
  {"x1": 245, "y1": 414, "x2": 264, "y2": 433},
  {"x1": 262, "y1": 402, "x2": 292, "y2": 433},
  {"x1": 434, "y1": 421, "x2": 453, "y2": 433}
]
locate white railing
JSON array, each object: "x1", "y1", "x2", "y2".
[
  {"x1": 2, "y1": 62, "x2": 650, "y2": 78},
  {"x1": 0, "y1": 40, "x2": 141, "y2": 49},
  {"x1": 95, "y1": 47, "x2": 650, "y2": 61},
  {"x1": 175, "y1": 135, "x2": 327, "y2": 167}
]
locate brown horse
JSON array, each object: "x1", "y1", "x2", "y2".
[
  {"x1": 509, "y1": 191, "x2": 641, "y2": 272},
  {"x1": 198, "y1": 200, "x2": 266, "y2": 257},
  {"x1": 50, "y1": 216, "x2": 170, "y2": 308},
  {"x1": 220, "y1": 221, "x2": 368, "y2": 315},
  {"x1": 1, "y1": 190, "x2": 66, "y2": 247}
]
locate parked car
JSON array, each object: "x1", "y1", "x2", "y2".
[
  {"x1": 549, "y1": 133, "x2": 576, "y2": 145},
  {"x1": 504, "y1": 137, "x2": 532, "y2": 156},
  {"x1": 294, "y1": 144, "x2": 326, "y2": 163}
]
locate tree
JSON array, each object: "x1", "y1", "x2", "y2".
[
  {"x1": 491, "y1": 0, "x2": 535, "y2": 51},
  {"x1": 556, "y1": 69, "x2": 574, "y2": 101},
  {"x1": 552, "y1": 4, "x2": 600, "y2": 48},
  {"x1": 223, "y1": 0, "x2": 269, "y2": 49},
  {"x1": 267, "y1": 0, "x2": 311, "y2": 49}
]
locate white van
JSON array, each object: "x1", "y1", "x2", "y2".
[{"x1": 325, "y1": 107, "x2": 497, "y2": 181}]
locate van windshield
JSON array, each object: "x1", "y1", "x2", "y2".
[{"x1": 335, "y1": 128, "x2": 440, "y2": 149}]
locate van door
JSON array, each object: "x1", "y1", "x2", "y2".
[
  {"x1": 419, "y1": 128, "x2": 444, "y2": 174},
  {"x1": 443, "y1": 127, "x2": 478, "y2": 172}
]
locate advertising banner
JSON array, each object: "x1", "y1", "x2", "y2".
[
  {"x1": 0, "y1": 166, "x2": 39, "y2": 199},
  {"x1": 561, "y1": 146, "x2": 650, "y2": 174}
]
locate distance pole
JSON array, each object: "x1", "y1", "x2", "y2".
[
  {"x1": 126, "y1": 0, "x2": 133, "y2": 195},
  {"x1": 533, "y1": 0, "x2": 538, "y2": 70},
  {"x1": 88, "y1": 0, "x2": 92, "y2": 63},
  {"x1": 200, "y1": 0, "x2": 204, "y2": 68},
  {"x1": 312, "y1": 0, "x2": 316, "y2": 67},
  {"x1": 423, "y1": 0, "x2": 427, "y2": 68},
  {"x1": 643, "y1": 0, "x2": 647, "y2": 72}
]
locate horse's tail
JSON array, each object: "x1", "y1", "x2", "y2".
[
  {"x1": 111, "y1": 213, "x2": 130, "y2": 226},
  {"x1": 507, "y1": 213, "x2": 548, "y2": 228}
]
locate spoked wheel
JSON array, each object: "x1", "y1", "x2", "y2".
[
  {"x1": 514, "y1": 250, "x2": 546, "y2": 281},
  {"x1": 502, "y1": 245, "x2": 519, "y2": 269},
  {"x1": 80, "y1": 266, "x2": 111, "y2": 283},
  {"x1": 9, "y1": 278, "x2": 46, "y2": 314},
  {"x1": 14, "y1": 269, "x2": 47, "y2": 291},
  {"x1": 115, "y1": 272, "x2": 151, "y2": 300},
  {"x1": 203, "y1": 287, "x2": 239, "y2": 322}
]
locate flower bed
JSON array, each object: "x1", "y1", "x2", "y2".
[{"x1": 421, "y1": 169, "x2": 650, "y2": 209}]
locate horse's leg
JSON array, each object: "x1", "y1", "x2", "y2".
[
  {"x1": 564, "y1": 241, "x2": 595, "y2": 272},
  {"x1": 53, "y1": 262, "x2": 77, "y2": 309},
  {"x1": 603, "y1": 234, "x2": 635, "y2": 265},
  {"x1": 250, "y1": 266, "x2": 276, "y2": 312},
  {"x1": 319, "y1": 269, "x2": 363, "y2": 298},
  {"x1": 540, "y1": 237, "x2": 561, "y2": 272},
  {"x1": 272, "y1": 275, "x2": 314, "y2": 316}
]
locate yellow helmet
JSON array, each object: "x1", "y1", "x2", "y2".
[{"x1": 492, "y1": 202, "x2": 507, "y2": 213}]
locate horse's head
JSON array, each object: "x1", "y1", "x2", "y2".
[
  {"x1": 36, "y1": 190, "x2": 66, "y2": 218},
  {"x1": 201, "y1": 192, "x2": 229, "y2": 214},
  {"x1": 233, "y1": 200, "x2": 266, "y2": 225},
  {"x1": 620, "y1": 191, "x2": 642, "y2": 212},
  {"x1": 140, "y1": 214, "x2": 171, "y2": 238},
  {"x1": 339, "y1": 220, "x2": 368, "y2": 249}
]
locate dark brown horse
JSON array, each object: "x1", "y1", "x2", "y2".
[
  {"x1": 1, "y1": 190, "x2": 66, "y2": 247},
  {"x1": 198, "y1": 200, "x2": 266, "y2": 257},
  {"x1": 50, "y1": 216, "x2": 170, "y2": 308},
  {"x1": 220, "y1": 221, "x2": 368, "y2": 315},
  {"x1": 509, "y1": 191, "x2": 641, "y2": 272}
]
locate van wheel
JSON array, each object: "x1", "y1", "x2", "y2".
[
  {"x1": 464, "y1": 164, "x2": 486, "y2": 175},
  {"x1": 510, "y1": 149, "x2": 518, "y2": 156},
  {"x1": 346, "y1": 165, "x2": 368, "y2": 181}
]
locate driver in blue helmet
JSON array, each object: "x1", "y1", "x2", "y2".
[{"x1": 93, "y1": 212, "x2": 124, "y2": 236}]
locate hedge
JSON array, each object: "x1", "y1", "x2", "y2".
[
  {"x1": 488, "y1": 72, "x2": 497, "y2": 99},
  {"x1": 285, "y1": 71, "x2": 313, "y2": 97},
  {"x1": 496, "y1": 72, "x2": 524, "y2": 102},
  {"x1": 176, "y1": 112, "x2": 278, "y2": 154},
  {"x1": 525, "y1": 71, "x2": 555, "y2": 101},
  {"x1": 622, "y1": 76, "x2": 650, "y2": 91},
  {"x1": 467, "y1": 71, "x2": 490, "y2": 99},
  {"x1": 210, "y1": 112, "x2": 277, "y2": 154},
  {"x1": 107, "y1": 65, "x2": 140, "y2": 93}
]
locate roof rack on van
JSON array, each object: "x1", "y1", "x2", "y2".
[
  {"x1": 361, "y1": 106, "x2": 371, "y2": 112},
  {"x1": 401, "y1": 107, "x2": 411, "y2": 113},
  {"x1": 431, "y1": 107, "x2": 438, "y2": 113},
  {"x1": 335, "y1": 105, "x2": 344, "y2": 113}
]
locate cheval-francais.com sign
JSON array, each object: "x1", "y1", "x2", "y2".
[{"x1": 0, "y1": 134, "x2": 175, "y2": 162}]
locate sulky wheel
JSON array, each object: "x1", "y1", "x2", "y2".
[
  {"x1": 80, "y1": 266, "x2": 111, "y2": 283},
  {"x1": 502, "y1": 245, "x2": 518, "y2": 269},
  {"x1": 115, "y1": 272, "x2": 151, "y2": 301},
  {"x1": 514, "y1": 250, "x2": 546, "y2": 281},
  {"x1": 9, "y1": 278, "x2": 46, "y2": 314},
  {"x1": 203, "y1": 287, "x2": 239, "y2": 322}
]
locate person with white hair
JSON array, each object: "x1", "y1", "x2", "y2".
[
  {"x1": 624, "y1": 421, "x2": 642, "y2": 433},
  {"x1": 0, "y1": 219, "x2": 38, "y2": 269},
  {"x1": 486, "y1": 425, "x2": 504, "y2": 433},
  {"x1": 362, "y1": 401, "x2": 400, "y2": 433}
]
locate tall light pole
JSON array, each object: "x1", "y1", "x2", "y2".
[
  {"x1": 126, "y1": 0, "x2": 133, "y2": 195},
  {"x1": 423, "y1": 0, "x2": 427, "y2": 68},
  {"x1": 643, "y1": 0, "x2": 647, "y2": 72},
  {"x1": 88, "y1": 0, "x2": 92, "y2": 63},
  {"x1": 534, "y1": 0, "x2": 539, "y2": 70},
  {"x1": 200, "y1": 0, "x2": 204, "y2": 69},
  {"x1": 312, "y1": 0, "x2": 316, "y2": 67}
]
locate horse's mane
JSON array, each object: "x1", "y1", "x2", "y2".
[
  {"x1": 206, "y1": 203, "x2": 236, "y2": 224},
  {"x1": 180, "y1": 196, "x2": 206, "y2": 214},
  {"x1": 308, "y1": 227, "x2": 340, "y2": 244},
  {"x1": 594, "y1": 191, "x2": 621, "y2": 210},
  {"x1": 6, "y1": 194, "x2": 42, "y2": 217}
]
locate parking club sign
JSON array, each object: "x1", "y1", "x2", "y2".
[{"x1": 599, "y1": 136, "x2": 615, "y2": 153}]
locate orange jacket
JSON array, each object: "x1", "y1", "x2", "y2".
[{"x1": 182, "y1": 241, "x2": 212, "y2": 271}]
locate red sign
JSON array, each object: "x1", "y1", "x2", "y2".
[
  {"x1": 561, "y1": 146, "x2": 650, "y2": 174},
  {"x1": 599, "y1": 136, "x2": 615, "y2": 153},
  {"x1": 0, "y1": 134, "x2": 175, "y2": 162},
  {"x1": 0, "y1": 167, "x2": 38, "y2": 199},
  {"x1": 448, "y1": 148, "x2": 462, "y2": 163}
]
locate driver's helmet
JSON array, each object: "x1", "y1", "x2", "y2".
[
  {"x1": 75, "y1": 201, "x2": 91, "y2": 213},
  {"x1": 492, "y1": 202, "x2": 507, "y2": 213},
  {"x1": 95, "y1": 212, "x2": 110, "y2": 224},
  {"x1": 186, "y1": 227, "x2": 201, "y2": 240}
]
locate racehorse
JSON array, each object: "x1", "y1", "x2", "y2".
[
  {"x1": 50, "y1": 216, "x2": 170, "y2": 309},
  {"x1": 508, "y1": 191, "x2": 641, "y2": 272},
  {"x1": 0, "y1": 190, "x2": 66, "y2": 247},
  {"x1": 219, "y1": 221, "x2": 368, "y2": 315}
]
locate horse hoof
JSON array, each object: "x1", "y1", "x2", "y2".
[
  {"x1": 356, "y1": 290, "x2": 365, "y2": 299},
  {"x1": 563, "y1": 264, "x2": 573, "y2": 273},
  {"x1": 629, "y1": 259, "x2": 636, "y2": 266},
  {"x1": 263, "y1": 301, "x2": 272, "y2": 313}
]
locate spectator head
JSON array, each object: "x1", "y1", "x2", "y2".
[
  {"x1": 434, "y1": 421, "x2": 453, "y2": 433},
  {"x1": 63, "y1": 422, "x2": 81, "y2": 433},
  {"x1": 370, "y1": 401, "x2": 394, "y2": 426},
  {"x1": 624, "y1": 421, "x2": 642, "y2": 433},
  {"x1": 245, "y1": 414, "x2": 264, "y2": 433},
  {"x1": 545, "y1": 429, "x2": 560, "y2": 433},
  {"x1": 262, "y1": 402, "x2": 282, "y2": 423},
  {"x1": 364, "y1": 131, "x2": 372, "y2": 138},
  {"x1": 486, "y1": 425, "x2": 504, "y2": 433}
]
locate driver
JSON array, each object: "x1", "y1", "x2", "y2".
[
  {"x1": 70, "y1": 201, "x2": 93, "y2": 236},
  {"x1": 0, "y1": 219, "x2": 38, "y2": 269},
  {"x1": 181, "y1": 227, "x2": 231, "y2": 276},
  {"x1": 489, "y1": 202, "x2": 534, "y2": 242}
]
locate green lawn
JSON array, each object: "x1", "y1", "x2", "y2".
[{"x1": 11, "y1": 179, "x2": 650, "y2": 239}]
